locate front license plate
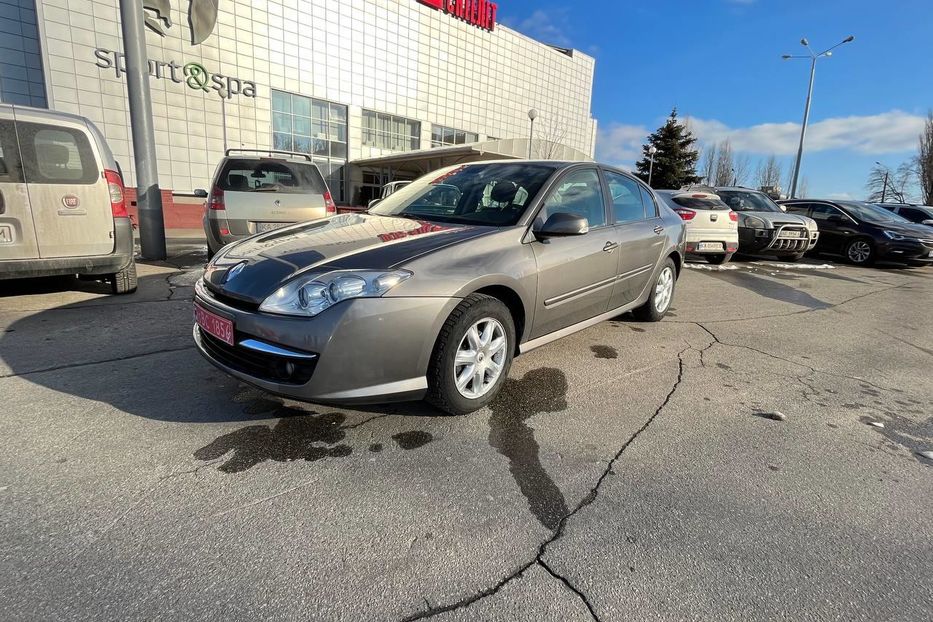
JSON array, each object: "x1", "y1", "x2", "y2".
[
  {"x1": 256, "y1": 222, "x2": 290, "y2": 233},
  {"x1": 780, "y1": 230, "x2": 804, "y2": 238},
  {"x1": 195, "y1": 303, "x2": 234, "y2": 345},
  {"x1": 929, "y1": 250, "x2": 933, "y2": 257},
  {"x1": 697, "y1": 242, "x2": 724, "y2": 251},
  {"x1": 0, "y1": 224, "x2": 12, "y2": 244}
]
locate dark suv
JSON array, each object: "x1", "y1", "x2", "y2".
[{"x1": 781, "y1": 199, "x2": 933, "y2": 266}]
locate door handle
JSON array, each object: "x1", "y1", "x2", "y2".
[
  {"x1": 602, "y1": 241, "x2": 618, "y2": 252},
  {"x1": 653, "y1": 225, "x2": 664, "y2": 234}
]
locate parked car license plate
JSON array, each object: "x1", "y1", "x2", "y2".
[
  {"x1": 697, "y1": 242, "x2": 724, "y2": 251},
  {"x1": 256, "y1": 222, "x2": 290, "y2": 233},
  {"x1": 0, "y1": 224, "x2": 12, "y2": 244},
  {"x1": 195, "y1": 303, "x2": 234, "y2": 345},
  {"x1": 779, "y1": 230, "x2": 804, "y2": 238}
]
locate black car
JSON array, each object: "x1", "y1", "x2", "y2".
[
  {"x1": 781, "y1": 199, "x2": 933, "y2": 266},
  {"x1": 875, "y1": 203, "x2": 933, "y2": 227}
]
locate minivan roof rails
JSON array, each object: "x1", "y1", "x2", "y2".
[{"x1": 224, "y1": 148, "x2": 313, "y2": 161}]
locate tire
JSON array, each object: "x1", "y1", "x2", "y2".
[
  {"x1": 425, "y1": 294, "x2": 516, "y2": 415},
  {"x1": 705, "y1": 253, "x2": 733, "y2": 265},
  {"x1": 633, "y1": 258, "x2": 677, "y2": 322},
  {"x1": 845, "y1": 238, "x2": 875, "y2": 266},
  {"x1": 109, "y1": 261, "x2": 138, "y2": 294},
  {"x1": 783, "y1": 252, "x2": 806, "y2": 262}
]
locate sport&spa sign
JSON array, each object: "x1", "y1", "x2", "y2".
[
  {"x1": 417, "y1": 0, "x2": 498, "y2": 31},
  {"x1": 93, "y1": 48, "x2": 257, "y2": 99}
]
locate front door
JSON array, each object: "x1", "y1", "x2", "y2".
[
  {"x1": 0, "y1": 113, "x2": 38, "y2": 261},
  {"x1": 530, "y1": 168, "x2": 617, "y2": 339},
  {"x1": 15, "y1": 117, "x2": 114, "y2": 258},
  {"x1": 807, "y1": 202, "x2": 851, "y2": 253},
  {"x1": 604, "y1": 171, "x2": 666, "y2": 307}
]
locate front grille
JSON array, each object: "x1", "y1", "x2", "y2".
[
  {"x1": 767, "y1": 226, "x2": 811, "y2": 251},
  {"x1": 198, "y1": 328, "x2": 317, "y2": 385}
]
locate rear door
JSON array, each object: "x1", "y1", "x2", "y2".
[
  {"x1": 530, "y1": 167, "x2": 616, "y2": 338},
  {"x1": 219, "y1": 158, "x2": 329, "y2": 234},
  {"x1": 15, "y1": 115, "x2": 114, "y2": 258},
  {"x1": 604, "y1": 171, "x2": 666, "y2": 307},
  {"x1": 0, "y1": 110, "x2": 39, "y2": 260}
]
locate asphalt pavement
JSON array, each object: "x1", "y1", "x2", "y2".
[{"x1": 1, "y1": 247, "x2": 931, "y2": 621}]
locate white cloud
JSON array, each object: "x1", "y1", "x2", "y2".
[
  {"x1": 595, "y1": 123, "x2": 650, "y2": 166},
  {"x1": 685, "y1": 110, "x2": 925, "y2": 155},
  {"x1": 508, "y1": 9, "x2": 572, "y2": 47},
  {"x1": 826, "y1": 192, "x2": 854, "y2": 200}
]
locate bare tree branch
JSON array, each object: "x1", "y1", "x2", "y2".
[
  {"x1": 713, "y1": 140, "x2": 734, "y2": 186},
  {"x1": 733, "y1": 153, "x2": 752, "y2": 186},
  {"x1": 918, "y1": 111, "x2": 933, "y2": 205}
]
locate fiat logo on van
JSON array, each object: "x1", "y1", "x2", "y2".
[{"x1": 62, "y1": 195, "x2": 81, "y2": 209}]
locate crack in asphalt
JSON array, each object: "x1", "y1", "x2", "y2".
[
  {"x1": 0, "y1": 345, "x2": 197, "y2": 379},
  {"x1": 537, "y1": 558, "x2": 600, "y2": 621},
  {"x1": 401, "y1": 347, "x2": 690, "y2": 621}
]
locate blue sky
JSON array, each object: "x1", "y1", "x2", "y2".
[{"x1": 499, "y1": 0, "x2": 933, "y2": 199}]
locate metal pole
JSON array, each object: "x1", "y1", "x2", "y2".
[
  {"x1": 528, "y1": 117, "x2": 534, "y2": 159},
  {"x1": 789, "y1": 57, "x2": 816, "y2": 199},
  {"x1": 881, "y1": 170, "x2": 888, "y2": 203},
  {"x1": 119, "y1": 0, "x2": 165, "y2": 259},
  {"x1": 648, "y1": 154, "x2": 655, "y2": 187},
  {"x1": 221, "y1": 97, "x2": 228, "y2": 151}
]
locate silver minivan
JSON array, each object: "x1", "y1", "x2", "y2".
[
  {"x1": 200, "y1": 149, "x2": 335, "y2": 258},
  {"x1": 0, "y1": 105, "x2": 136, "y2": 293}
]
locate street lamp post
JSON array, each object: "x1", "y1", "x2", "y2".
[
  {"x1": 782, "y1": 35, "x2": 855, "y2": 199},
  {"x1": 648, "y1": 145, "x2": 658, "y2": 187},
  {"x1": 218, "y1": 88, "x2": 229, "y2": 151},
  {"x1": 527, "y1": 109, "x2": 538, "y2": 159}
]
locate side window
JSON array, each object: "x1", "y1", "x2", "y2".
[
  {"x1": 17, "y1": 122, "x2": 98, "y2": 185},
  {"x1": 604, "y1": 171, "x2": 646, "y2": 224},
  {"x1": 0, "y1": 121, "x2": 23, "y2": 182},
  {"x1": 900, "y1": 208, "x2": 923, "y2": 222},
  {"x1": 809, "y1": 204, "x2": 843, "y2": 222},
  {"x1": 538, "y1": 168, "x2": 607, "y2": 228},
  {"x1": 784, "y1": 203, "x2": 810, "y2": 215},
  {"x1": 639, "y1": 185, "x2": 659, "y2": 218}
]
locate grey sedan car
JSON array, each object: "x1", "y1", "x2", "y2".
[{"x1": 194, "y1": 161, "x2": 685, "y2": 414}]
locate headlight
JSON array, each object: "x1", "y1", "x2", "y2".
[
  {"x1": 260, "y1": 270, "x2": 413, "y2": 317},
  {"x1": 744, "y1": 216, "x2": 767, "y2": 229},
  {"x1": 883, "y1": 230, "x2": 912, "y2": 241}
]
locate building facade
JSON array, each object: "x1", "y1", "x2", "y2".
[{"x1": 13, "y1": 0, "x2": 597, "y2": 205}]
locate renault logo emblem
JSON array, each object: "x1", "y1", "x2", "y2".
[{"x1": 223, "y1": 262, "x2": 246, "y2": 283}]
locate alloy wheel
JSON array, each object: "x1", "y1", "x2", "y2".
[
  {"x1": 848, "y1": 240, "x2": 872, "y2": 264},
  {"x1": 654, "y1": 267, "x2": 675, "y2": 313},
  {"x1": 454, "y1": 318, "x2": 508, "y2": 399}
]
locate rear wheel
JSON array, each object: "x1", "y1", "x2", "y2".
[
  {"x1": 705, "y1": 253, "x2": 733, "y2": 265},
  {"x1": 426, "y1": 294, "x2": 515, "y2": 416},
  {"x1": 108, "y1": 261, "x2": 138, "y2": 295},
  {"x1": 783, "y1": 252, "x2": 806, "y2": 262},
  {"x1": 846, "y1": 238, "x2": 874, "y2": 266},
  {"x1": 633, "y1": 258, "x2": 677, "y2": 322}
]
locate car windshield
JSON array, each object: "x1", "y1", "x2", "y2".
[
  {"x1": 839, "y1": 201, "x2": 912, "y2": 224},
  {"x1": 369, "y1": 162, "x2": 557, "y2": 226},
  {"x1": 716, "y1": 190, "x2": 783, "y2": 213},
  {"x1": 218, "y1": 159, "x2": 328, "y2": 194}
]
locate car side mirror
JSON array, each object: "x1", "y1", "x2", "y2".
[
  {"x1": 368, "y1": 198, "x2": 382, "y2": 209},
  {"x1": 922, "y1": 219, "x2": 933, "y2": 226},
  {"x1": 193, "y1": 188, "x2": 208, "y2": 198},
  {"x1": 534, "y1": 212, "x2": 589, "y2": 238}
]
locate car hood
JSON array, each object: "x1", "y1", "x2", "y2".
[
  {"x1": 737, "y1": 211, "x2": 814, "y2": 228},
  {"x1": 203, "y1": 213, "x2": 490, "y2": 304},
  {"x1": 866, "y1": 220, "x2": 933, "y2": 238}
]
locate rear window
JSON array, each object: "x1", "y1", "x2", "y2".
[
  {"x1": 218, "y1": 159, "x2": 327, "y2": 195},
  {"x1": 18, "y1": 123, "x2": 98, "y2": 185},
  {"x1": 671, "y1": 196, "x2": 729, "y2": 210}
]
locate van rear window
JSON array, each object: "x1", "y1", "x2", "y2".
[
  {"x1": 18, "y1": 123, "x2": 98, "y2": 185},
  {"x1": 218, "y1": 159, "x2": 327, "y2": 195}
]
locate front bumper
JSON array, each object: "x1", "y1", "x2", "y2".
[
  {"x1": 876, "y1": 239, "x2": 933, "y2": 263},
  {"x1": 739, "y1": 225, "x2": 818, "y2": 255},
  {"x1": 193, "y1": 279, "x2": 460, "y2": 404}
]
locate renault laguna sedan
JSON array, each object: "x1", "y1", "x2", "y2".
[{"x1": 193, "y1": 161, "x2": 685, "y2": 414}]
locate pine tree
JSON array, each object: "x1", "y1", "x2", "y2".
[{"x1": 635, "y1": 109, "x2": 701, "y2": 189}]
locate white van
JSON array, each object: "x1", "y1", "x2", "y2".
[{"x1": 0, "y1": 105, "x2": 136, "y2": 293}]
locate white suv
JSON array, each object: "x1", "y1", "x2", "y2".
[{"x1": 656, "y1": 190, "x2": 739, "y2": 264}]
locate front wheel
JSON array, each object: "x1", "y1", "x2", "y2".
[
  {"x1": 633, "y1": 258, "x2": 677, "y2": 322},
  {"x1": 705, "y1": 253, "x2": 733, "y2": 265},
  {"x1": 846, "y1": 239, "x2": 874, "y2": 266},
  {"x1": 783, "y1": 252, "x2": 806, "y2": 262},
  {"x1": 425, "y1": 294, "x2": 516, "y2": 415}
]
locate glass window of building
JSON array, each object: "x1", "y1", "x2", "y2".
[
  {"x1": 271, "y1": 90, "x2": 347, "y2": 201},
  {"x1": 362, "y1": 110, "x2": 420, "y2": 152},
  {"x1": 431, "y1": 125, "x2": 479, "y2": 148},
  {"x1": 0, "y1": 0, "x2": 47, "y2": 108}
]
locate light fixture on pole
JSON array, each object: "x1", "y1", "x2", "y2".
[
  {"x1": 647, "y1": 145, "x2": 658, "y2": 187},
  {"x1": 527, "y1": 109, "x2": 538, "y2": 159},
  {"x1": 782, "y1": 34, "x2": 855, "y2": 199}
]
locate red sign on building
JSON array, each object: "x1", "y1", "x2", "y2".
[{"x1": 417, "y1": 0, "x2": 498, "y2": 31}]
